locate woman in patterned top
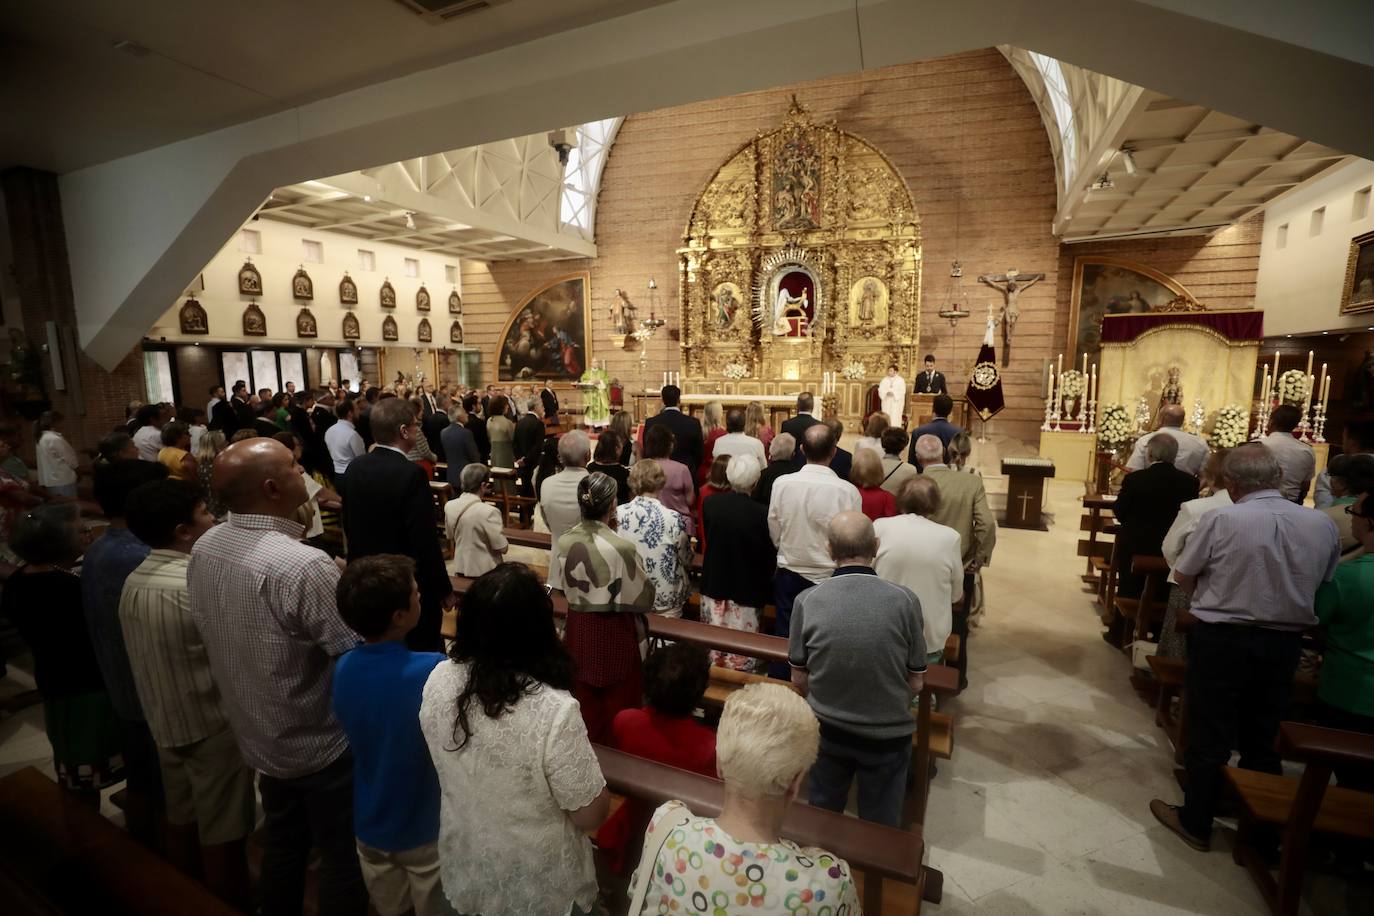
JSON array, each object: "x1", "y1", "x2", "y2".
[
  {"x1": 617, "y1": 459, "x2": 692, "y2": 618},
  {"x1": 633, "y1": 683, "x2": 861, "y2": 914},
  {"x1": 555, "y1": 472, "x2": 656, "y2": 743},
  {"x1": 419, "y1": 563, "x2": 610, "y2": 916}
]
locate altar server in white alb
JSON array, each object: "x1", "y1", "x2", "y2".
[{"x1": 878, "y1": 365, "x2": 907, "y2": 426}]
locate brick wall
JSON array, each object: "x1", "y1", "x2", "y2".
[
  {"x1": 463, "y1": 49, "x2": 1065, "y2": 442},
  {"x1": 1, "y1": 168, "x2": 145, "y2": 457}
]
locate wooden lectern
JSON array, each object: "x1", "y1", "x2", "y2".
[{"x1": 1001, "y1": 457, "x2": 1055, "y2": 529}]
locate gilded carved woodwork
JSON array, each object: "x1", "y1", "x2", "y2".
[{"x1": 678, "y1": 99, "x2": 923, "y2": 394}]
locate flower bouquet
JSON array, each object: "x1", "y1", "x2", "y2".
[
  {"x1": 1277, "y1": 369, "x2": 1309, "y2": 406},
  {"x1": 1097, "y1": 403, "x2": 1133, "y2": 451},
  {"x1": 721, "y1": 361, "x2": 750, "y2": 380},
  {"x1": 1209, "y1": 404, "x2": 1249, "y2": 448},
  {"x1": 840, "y1": 359, "x2": 867, "y2": 380}
]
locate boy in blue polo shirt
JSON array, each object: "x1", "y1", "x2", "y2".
[{"x1": 333, "y1": 554, "x2": 446, "y2": 916}]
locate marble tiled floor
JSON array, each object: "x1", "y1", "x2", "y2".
[
  {"x1": 1, "y1": 454, "x2": 1368, "y2": 913},
  {"x1": 929, "y1": 473, "x2": 1363, "y2": 915}
]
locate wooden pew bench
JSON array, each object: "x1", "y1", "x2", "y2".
[
  {"x1": 1225, "y1": 722, "x2": 1374, "y2": 916},
  {"x1": 0, "y1": 767, "x2": 240, "y2": 916},
  {"x1": 595, "y1": 745, "x2": 935, "y2": 914},
  {"x1": 1145, "y1": 654, "x2": 1187, "y2": 763}
]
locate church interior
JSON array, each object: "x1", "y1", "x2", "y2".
[{"x1": 2, "y1": 1, "x2": 1374, "y2": 914}]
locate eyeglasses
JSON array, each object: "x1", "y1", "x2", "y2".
[{"x1": 1346, "y1": 505, "x2": 1372, "y2": 519}]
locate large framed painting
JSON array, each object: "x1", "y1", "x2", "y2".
[
  {"x1": 1068, "y1": 257, "x2": 1195, "y2": 365},
  {"x1": 495, "y1": 272, "x2": 590, "y2": 381},
  {"x1": 1341, "y1": 229, "x2": 1374, "y2": 315}
]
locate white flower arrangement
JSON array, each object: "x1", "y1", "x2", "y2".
[
  {"x1": 1058, "y1": 369, "x2": 1086, "y2": 400},
  {"x1": 1277, "y1": 368, "x2": 1310, "y2": 405},
  {"x1": 1209, "y1": 403, "x2": 1249, "y2": 448},
  {"x1": 721, "y1": 361, "x2": 750, "y2": 380},
  {"x1": 1097, "y1": 403, "x2": 1133, "y2": 450},
  {"x1": 840, "y1": 359, "x2": 867, "y2": 380}
]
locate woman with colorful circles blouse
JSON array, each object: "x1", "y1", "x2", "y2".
[{"x1": 630, "y1": 682, "x2": 861, "y2": 913}]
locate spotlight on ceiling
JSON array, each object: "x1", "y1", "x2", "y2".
[
  {"x1": 363, "y1": 195, "x2": 372, "y2": 202},
  {"x1": 1120, "y1": 147, "x2": 1138, "y2": 176},
  {"x1": 1090, "y1": 172, "x2": 1115, "y2": 191},
  {"x1": 404, "y1": 212, "x2": 417, "y2": 231},
  {"x1": 547, "y1": 128, "x2": 577, "y2": 167}
]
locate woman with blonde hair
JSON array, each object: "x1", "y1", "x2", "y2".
[
  {"x1": 851, "y1": 447, "x2": 896, "y2": 521},
  {"x1": 630, "y1": 684, "x2": 859, "y2": 912},
  {"x1": 743, "y1": 401, "x2": 774, "y2": 450},
  {"x1": 608, "y1": 409, "x2": 636, "y2": 465},
  {"x1": 616, "y1": 459, "x2": 692, "y2": 618},
  {"x1": 194, "y1": 430, "x2": 228, "y2": 518},
  {"x1": 697, "y1": 400, "x2": 726, "y2": 484}
]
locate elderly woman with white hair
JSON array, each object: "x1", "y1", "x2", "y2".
[
  {"x1": 752, "y1": 431, "x2": 799, "y2": 508},
  {"x1": 701, "y1": 455, "x2": 777, "y2": 670},
  {"x1": 629, "y1": 683, "x2": 859, "y2": 911},
  {"x1": 445, "y1": 462, "x2": 509, "y2": 577},
  {"x1": 615, "y1": 459, "x2": 693, "y2": 617}
]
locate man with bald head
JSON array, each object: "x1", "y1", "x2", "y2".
[
  {"x1": 187, "y1": 439, "x2": 367, "y2": 916},
  {"x1": 1127, "y1": 404, "x2": 1211, "y2": 476},
  {"x1": 767, "y1": 422, "x2": 861, "y2": 677},
  {"x1": 789, "y1": 511, "x2": 928, "y2": 827}
]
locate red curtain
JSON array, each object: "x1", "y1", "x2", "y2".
[{"x1": 1100, "y1": 311, "x2": 1264, "y2": 343}]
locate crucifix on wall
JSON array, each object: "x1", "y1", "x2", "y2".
[{"x1": 978, "y1": 269, "x2": 1044, "y2": 366}]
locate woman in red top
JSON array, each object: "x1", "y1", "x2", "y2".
[
  {"x1": 852, "y1": 447, "x2": 897, "y2": 521},
  {"x1": 694, "y1": 455, "x2": 731, "y2": 553},
  {"x1": 697, "y1": 400, "x2": 726, "y2": 484},
  {"x1": 595, "y1": 643, "x2": 716, "y2": 872}
]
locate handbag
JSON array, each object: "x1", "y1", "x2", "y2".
[{"x1": 625, "y1": 800, "x2": 692, "y2": 914}]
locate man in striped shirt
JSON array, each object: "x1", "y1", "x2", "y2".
[
  {"x1": 120, "y1": 479, "x2": 254, "y2": 907},
  {"x1": 188, "y1": 438, "x2": 366, "y2": 916}
]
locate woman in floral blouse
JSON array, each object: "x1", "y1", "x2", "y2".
[
  {"x1": 616, "y1": 460, "x2": 693, "y2": 618},
  {"x1": 555, "y1": 472, "x2": 656, "y2": 743}
]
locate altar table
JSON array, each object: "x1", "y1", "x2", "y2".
[{"x1": 1038, "y1": 429, "x2": 1098, "y2": 482}]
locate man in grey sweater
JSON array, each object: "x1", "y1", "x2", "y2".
[{"x1": 788, "y1": 511, "x2": 927, "y2": 827}]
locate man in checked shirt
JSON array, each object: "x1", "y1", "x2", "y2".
[{"x1": 189, "y1": 438, "x2": 367, "y2": 916}]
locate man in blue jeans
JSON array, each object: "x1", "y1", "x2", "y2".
[{"x1": 789, "y1": 511, "x2": 928, "y2": 827}]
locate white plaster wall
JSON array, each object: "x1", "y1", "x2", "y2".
[
  {"x1": 1255, "y1": 158, "x2": 1374, "y2": 335},
  {"x1": 146, "y1": 219, "x2": 466, "y2": 349}
]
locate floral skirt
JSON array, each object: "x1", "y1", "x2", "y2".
[
  {"x1": 44, "y1": 691, "x2": 127, "y2": 792},
  {"x1": 1156, "y1": 585, "x2": 1188, "y2": 661},
  {"x1": 701, "y1": 596, "x2": 762, "y2": 672}
]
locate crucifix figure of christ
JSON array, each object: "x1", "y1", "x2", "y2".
[{"x1": 978, "y1": 269, "x2": 1045, "y2": 366}]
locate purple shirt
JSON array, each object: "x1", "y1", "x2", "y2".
[{"x1": 1174, "y1": 489, "x2": 1340, "y2": 630}]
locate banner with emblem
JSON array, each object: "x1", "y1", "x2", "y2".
[{"x1": 965, "y1": 317, "x2": 1005, "y2": 421}]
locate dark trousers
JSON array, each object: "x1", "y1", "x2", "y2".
[
  {"x1": 1313, "y1": 701, "x2": 1374, "y2": 793},
  {"x1": 808, "y1": 729, "x2": 912, "y2": 828},
  {"x1": 257, "y1": 751, "x2": 368, "y2": 916},
  {"x1": 1180, "y1": 623, "x2": 1301, "y2": 840},
  {"x1": 952, "y1": 572, "x2": 975, "y2": 690},
  {"x1": 769, "y1": 568, "x2": 815, "y2": 680},
  {"x1": 406, "y1": 596, "x2": 444, "y2": 652}
]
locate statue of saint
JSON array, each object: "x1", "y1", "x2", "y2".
[
  {"x1": 857, "y1": 278, "x2": 880, "y2": 323},
  {"x1": 1159, "y1": 366, "x2": 1183, "y2": 411},
  {"x1": 609, "y1": 288, "x2": 637, "y2": 335}
]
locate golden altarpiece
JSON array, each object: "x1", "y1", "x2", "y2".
[{"x1": 676, "y1": 101, "x2": 922, "y2": 425}]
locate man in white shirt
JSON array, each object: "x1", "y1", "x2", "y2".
[
  {"x1": 1260, "y1": 404, "x2": 1316, "y2": 503},
  {"x1": 711, "y1": 409, "x2": 768, "y2": 469},
  {"x1": 324, "y1": 399, "x2": 366, "y2": 477},
  {"x1": 206, "y1": 385, "x2": 224, "y2": 418},
  {"x1": 132, "y1": 404, "x2": 165, "y2": 462},
  {"x1": 878, "y1": 365, "x2": 907, "y2": 425},
  {"x1": 538, "y1": 430, "x2": 591, "y2": 590},
  {"x1": 1127, "y1": 405, "x2": 1211, "y2": 477},
  {"x1": 767, "y1": 423, "x2": 861, "y2": 676},
  {"x1": 874, "y1": 476, "x2": 964, "y2": 664}
]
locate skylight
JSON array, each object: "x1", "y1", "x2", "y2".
[
  {"x1": 559, "y1": 117, "x2": 623, "y2": 238},
  {"x1": 1028, "y1": 52, "x2": 1077, "y2": 189}
]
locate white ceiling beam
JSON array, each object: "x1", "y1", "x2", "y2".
[
  {"x1": 1052, "y1": 85, "x2": 1150, "y2": 236},
  {"x1": 309, "y1": 210, "x2": 408, "y2": 231},
  {"x1": 1125, "y1": 125, "x2": 1276, "y2": 151},
  {"x1": 315, "y1": 173, "x2": 596, "y2": 259}
]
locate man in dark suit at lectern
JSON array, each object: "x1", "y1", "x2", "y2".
[
  {"x1": 642, "y1": 385, "x2": 703, "y2": 474},
  {"x1": 914, "y1": 354, "x2": 947, "y2": 395}
]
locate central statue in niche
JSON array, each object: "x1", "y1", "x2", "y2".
[{"x1": 771, "y1": 268, "x2": 816, "y2": 337}]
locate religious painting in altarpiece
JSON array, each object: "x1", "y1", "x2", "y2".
[{"x1": 678, "y1": 98, "x2": 921, "y2": 397}]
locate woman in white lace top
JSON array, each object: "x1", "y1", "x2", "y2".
[{"x1": 419, "y1": 564, "x2": 610, "y2": 916}]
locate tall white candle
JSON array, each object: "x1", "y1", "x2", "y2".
[
  {"x1": 1317, "y1": 363, "x2": 1327, "y2": 404},
  {"x1": 1090, "y1": 363, "x2": 1097, "y2": 403},
  {"x1": 1046, "y1": 366, "x2": 1055, "y2": 400},
  {"x1": 1305, "y1": 350, "x2": 1314, "y2": 380},
  {"x1": 1272, "y1": 350, "x2": 1281, "y2": 386}
]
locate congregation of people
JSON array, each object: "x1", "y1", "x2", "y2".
[
  {"x1": 1092, "y1": 403, "x2": 1374, "y2": 857},
  {"x1": 2, "y1": 360, "x2": 1372, "y2": 914}
]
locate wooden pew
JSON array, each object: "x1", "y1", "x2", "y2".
[
  {"x1": 0, "y1": 767, "x2": 240, "y2": 916},
  {"x1": 1113, "y1": 554, "x2": 1170, "y2": 650},
  {"x1": 595, "y1": 745, "x2": 933, "y2": 914},
  {"x1": 1080, "y1": 492, "x2": 1117, "y2": 584},
  {"x1": 1225, "y1": 723, "x2": 1374, "y2": 916},
  {"x1": 1145, "y1": 654, "x2": 1187, "y2": 763}
]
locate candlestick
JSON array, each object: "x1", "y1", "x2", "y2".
[
  {"x1": 1057, "y1": 352, "x2": 1064, "y2": 380},
  {"x1": 1089, "y1": 363, "x2": 1097, "y2": 405},
  {"x1": 1305, "y1": 350, "x2": 1314, "y2": 383},
  {"x1": 1046, "y1": 366, "x2": 1055, "y2": 400},
  {"x1": 1271, "y1": 351, "x2": 1280, "y2": 388},
  {"x1": 1081, "y1": 353, "x2": 1088, "y2": 377}
]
